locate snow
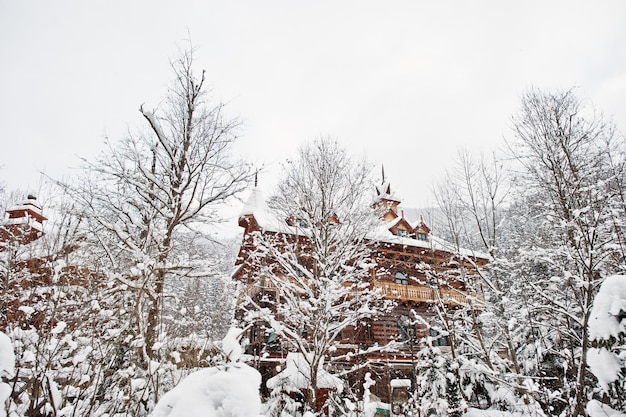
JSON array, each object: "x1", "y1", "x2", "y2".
[
  {"x1": 18, "y1": 305, "x2": 35, "y2": 316},
  {"x1": 0, "y1": 332, "x2": 15, "y2": 417},
  {"x1": 389, "y1": 379, "x2": 411, "y2": 388},
  {"x1": 151, "y1": 327, "x2": 262, "y2": 417},
  {"x1": 587, "y1": 275, "x2": 626, "y2": 391},
  {"x1": 0, "y1": 332, "x2": 15, "y2": 377},
  {"x1": 4, "y1": 216, "x2": 44, "y2": 231},
  {"x1": 50, "y1": 321, "x2": 67, "y2": 335},
  {"x1": 362, "y1": 373, "x2": 389, "y2": 417},
  {"x1": 373, "y1": 180, "x2": 400, "y2": 203},
  {"x1": 266, "y1": 352, "x2": 343, "y2": 391},
  {"x1": 238, "y1": 186, "x2": 300, "y2": 235},
  {"x1": 587, "y1": 348, "x2": 623, "y2": 390},
  {"x1": 589, "y1": 275, "x2": 626, "y2": 341},
  {"x1": 465, "y1": 409, "x2": 539, "y2": 417},
  {"x1": 6, "y1": 201, "x2": 43, "y2": 216},
  {"x1": 238, "y1": 187, "x2": 488, "y2": 260},
  {"x1": 239, "y1": 186, "x2": 267, "y2": 218},
  {"x1": 151, "y1": 363, "x2": 261, "y2": 417},
  {"x1": 222, "y1": 327, "x2": 243, "y2": 362},
  {"x1": 587, "y1": 399, "x2": 626, "y2": 417}
]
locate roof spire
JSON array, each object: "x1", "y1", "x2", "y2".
[
  {"x1": 381, "y1": 165, "x2": 385, "y2": 183},
  {"x1": 254, "y1": 169, "x2": 258, "y2": 188}
]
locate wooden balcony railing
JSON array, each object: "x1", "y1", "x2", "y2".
[
  {"x1": 243, "y1": 277, "x2": 484, "y2": 307},
  {"x1": 373, "y1": 281, "x2": 483, "y2": 306}
]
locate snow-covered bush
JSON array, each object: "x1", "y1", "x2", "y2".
[
  {"x1": 151, "y1": 328, "x2": 262, "y2": 417},
  {"x1": 151, "y1": 363, "x2": 261, "y2": 417},
  {"x1": 0, "y1": 332, "x2": 15, "y2": 417},
  {"x1": 587, "y1": 275, "x2": 626, "y2": 413}
]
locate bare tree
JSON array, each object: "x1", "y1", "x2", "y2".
[
  {"x1": 57, "y1": 47, "x2": 251, "y2": 413},
  {"x1": 432, "y1": 150, "x2": 541, "y2": 410},
  {"x1": 508, "y1": 88, "x2": 626, "y2": 417}
]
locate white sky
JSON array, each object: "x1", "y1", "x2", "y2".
[{"x1": 2, "y1": 1, "x2": 626, "y2": 219}]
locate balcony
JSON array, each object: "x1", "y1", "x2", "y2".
[
  {"x1": 373, "y1": 281, "x2": 483, "y2": 306},
  {"x1": 243, "y1": 277, "x2": 484, "y2": 307}
]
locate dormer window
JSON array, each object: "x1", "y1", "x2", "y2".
[
  {"x1": 417, "y1": 232, "x2": 428, "y2": 241},
  {"x1": 398, "y1": 229, "x2": 408, "y2": 238},
  {"x1": 295, "y1": 218, "x2": 308, "y2": 228}
]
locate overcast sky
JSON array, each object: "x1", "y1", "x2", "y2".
[{"x1": 2, "y1": 1, "x2": 626, "y2": 223}]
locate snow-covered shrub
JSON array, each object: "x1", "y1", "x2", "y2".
[
  {"x1": 151, "y1": 328, "x2": 262, "y2": 417},
  {"x1": 151, "y1": 362, "x2": 261, "y2": 417},
  {"x1": 0, "y1": 332, "x2": 15, "y2": 417},
  {"x1": 587, "y1": 275, "x2": 626, "y2": 413}
]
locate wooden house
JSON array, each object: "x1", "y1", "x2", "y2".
[{"x1": 233, "y1": 177, "x2": 488, "y2": 404}]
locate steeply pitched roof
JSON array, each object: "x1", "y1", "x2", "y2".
[
  {"x1": 237, "y1": 186, "x2": 488, "y2": 260},
  {"x1": 373, "y1": 179, "x2": 400, "y2": 204}
]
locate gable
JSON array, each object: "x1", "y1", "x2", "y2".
[{"x1": 389, "y1": 218, "x2": 413, "y2": 237}]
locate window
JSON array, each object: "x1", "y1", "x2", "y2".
[
  {"x1": 397, "y1": 228, "x2": 408, "y2": 237},
  {"x1": 364, "y1": 318, "x2": 373, "y2": 341},
  {"x1": 395, "y1": 271, "x2": 409, "y2": 285},
  {"x1": 430, "y1": 327, "x2": 449, "y2": 346},
  {"x1": 397, "y1": 315, "x2": 415, "y2": 342},
  {"x1": 331, "y1": 316, "x2": 343, "y2": 340},
  {"x1": 295, "y1": 218, "x2": 308, "y2": 228},
  {"x1": 417, "y1": 232, "x2": 428, "y2": 241}
]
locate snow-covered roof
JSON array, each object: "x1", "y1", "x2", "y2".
[
  {"x1": 238, "y1": 187, "x2": 488, "y2": 260},
  {"x1": 369, "y1": 216, "x2": 486, "y2": 258},
  {"x1": 5, "y1": 195, "x2": 46, "y2": 221},
  {"x1": 239, "y1": 187, "x2": 267, "y2": 218},
  {"x1": 390, "y1": 379, "x2": 411, "y2": 388},
  {"x1": 384, "y1": 216, "x2": 403, "y2": 229},
  {"x1": 6, "y1": 203, "x2": 42, "y2": 215},
  {"x1": 238, "y1": 187, "x2": 298, "y2": 234},
  {"x1": 238, "y1": 187, "x2": 311, "y2": 236},
  {"x1": 373, "y1": 180, "x2": 400, "y2": 203}
]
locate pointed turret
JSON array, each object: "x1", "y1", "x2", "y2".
[
  {"x1": 238, "y1": 172, "x2": 268, "y2": 234},
  {"x1": 373, "y1": 166, "x2": 401, "y2": 219}
]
